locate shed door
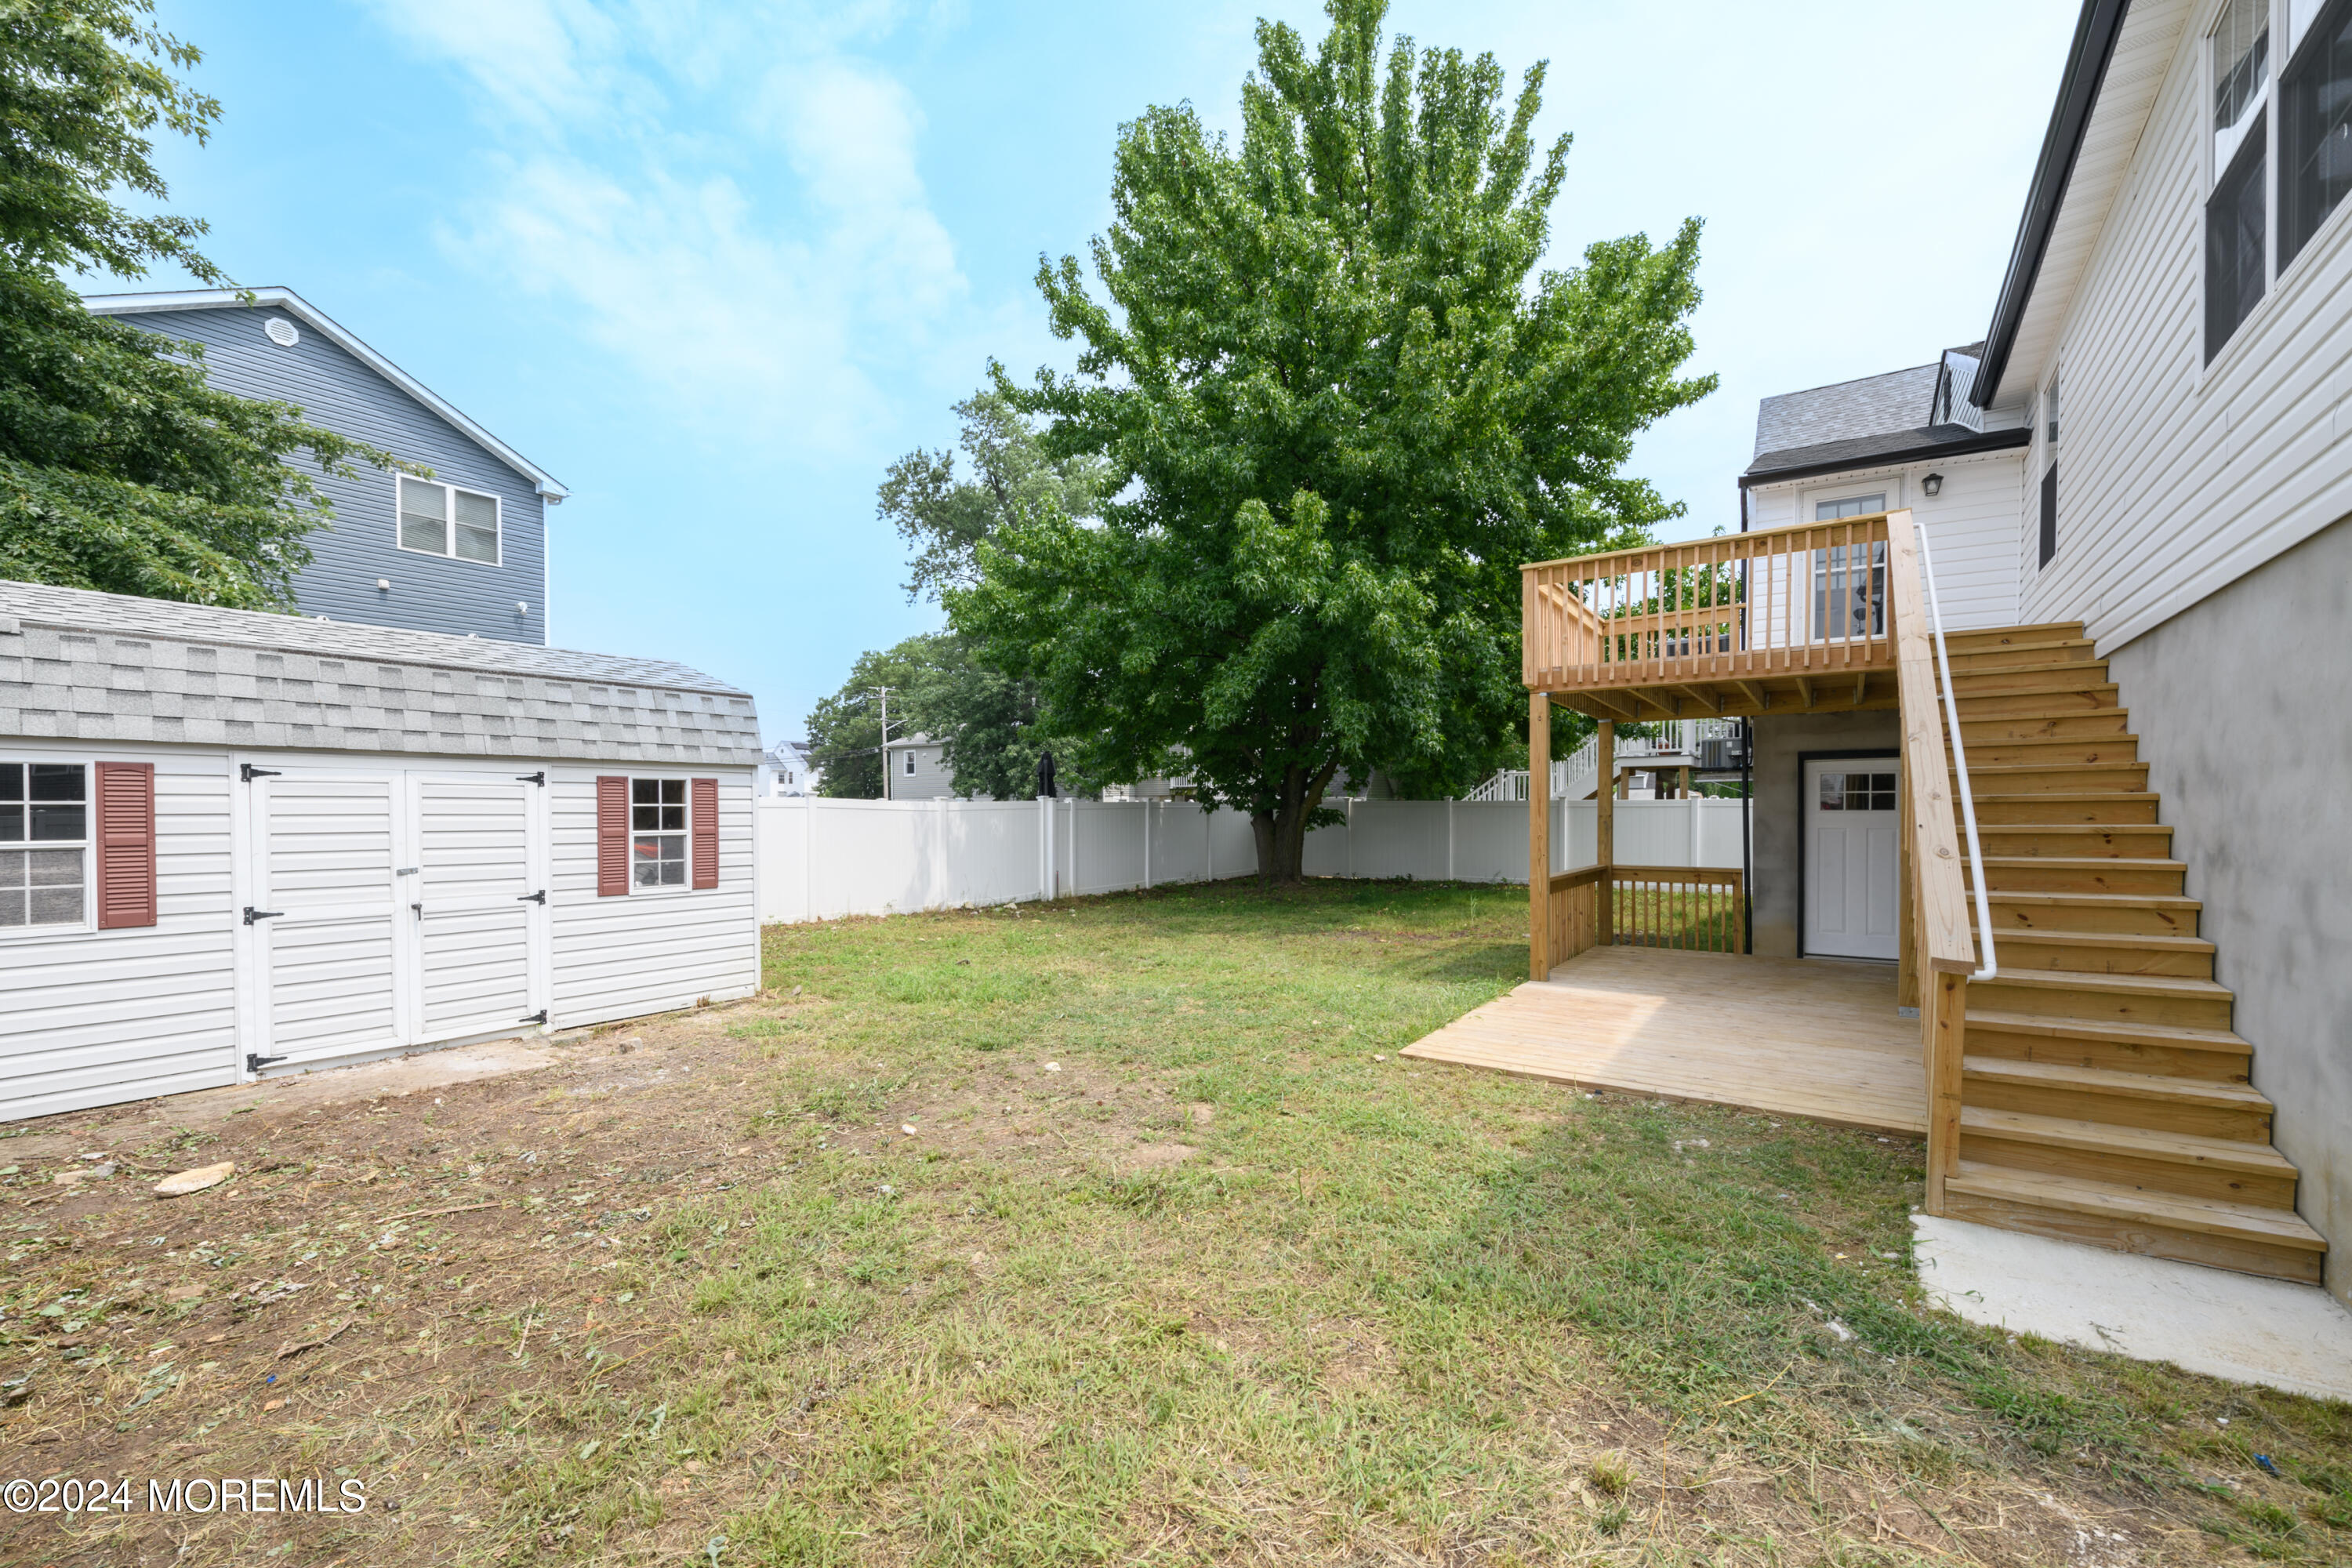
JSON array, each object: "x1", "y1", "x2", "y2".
[
  {"x1": 1803, "y1": 759, "x2": 1900, "y2": 961},
  {"x1": 249, "y1": 769, "x2": 409, "y2": 1067},
  {"x1": 411, "y1": 772, "x2": 545, "y2": 1040}
]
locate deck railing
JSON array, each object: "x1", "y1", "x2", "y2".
[{"x1": 1523, "y1": 515, "x2": 1895, "y2": 696}]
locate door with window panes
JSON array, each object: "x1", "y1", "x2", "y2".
[{"x1": 1803, "y1": 758, "x2": 1900, "y2": 961}]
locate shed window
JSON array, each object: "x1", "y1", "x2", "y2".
[
  {"x1": 630, "y1": 778, "x2": 688, "y2": 887},
  {"x1": 0, "y1": 761, "x2": 87, "y2": 928},
  {"x1": 2281, "y1": 0, "x2": 2352, "y2": 268},
  {"x1": 398, "y1": 476, "x2": 502, "y2": 565}
]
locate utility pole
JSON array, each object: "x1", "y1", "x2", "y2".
[{"x1": 875, "y1": 687, "x2": 891, "y2": 802}]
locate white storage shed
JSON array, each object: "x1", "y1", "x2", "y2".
[{"x1": 0, "y1": 580, "x2": 760, "y2": 1123}]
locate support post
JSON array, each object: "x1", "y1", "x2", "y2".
[
  {"x1": 1679, "y1": 765, "x2": 1691, "y2": 800},
  {"x1": 1925, "y1": 971, "x2": 1967, "y2": 1213},
  {"x1": 1897, "y1": 755, "x2": 1917, "y2": 1009},
  {"x1": 1596, "y1": 720, "x2": 1616, "y2": 946},
  {"x1": 1529, "y1": 691, "x2": 1551, "y2": 980}
]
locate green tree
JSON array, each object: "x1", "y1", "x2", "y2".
[
  {"x1": 807, "y1": 636, "x2": 947, "y2": 800},
  {"x1": 807, "y1": 631, "x2": 1078, "y2": 801},
  {"x1": 877, "y1": 387, "x2": 1114, "y2": 604},
  {"x1": 0, "y1": 0, "x2": 394, "y2": 608},
  {"x1": 952, "y1": 0, "x2": 1713, "y2": 881}
]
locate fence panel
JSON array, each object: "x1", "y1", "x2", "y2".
[{"x1": 1451, "y1": 801, "x2": 1527, "y2": 882}]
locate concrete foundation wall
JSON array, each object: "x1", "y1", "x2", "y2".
[
  {"x1": 1749, "y1": 710, "x2": 1900, "y2": 959},
  {"x1": 2104, "y1": 514, "x2": 2352, "y2": 1306}
]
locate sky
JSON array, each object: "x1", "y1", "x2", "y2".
[{"x1": 136, "y1": 0, "x2": 2080, "y2": 742}]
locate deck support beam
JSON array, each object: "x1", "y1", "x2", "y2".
[
  {"x1": 1528, "y1": 691, "x2": 1551, "y2": 981},
  {"x1": 1595, "y1": 720, "x2": 1615, "y2": 946}
]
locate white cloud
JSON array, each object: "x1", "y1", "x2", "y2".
[{"x1": 360, "y1": 0, "x2": 970, "y2": 463}]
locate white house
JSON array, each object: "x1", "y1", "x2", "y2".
[
  {"x1": 0, "y1": 579, "x2": 761, "y2": 1123},
  {"x1": 758, "y1": 738, "x2": 819, "y2": 797}
]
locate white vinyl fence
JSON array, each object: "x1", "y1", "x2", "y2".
[{"x1": 756, "y1": 796, "x2": 1748, "y2": 924}]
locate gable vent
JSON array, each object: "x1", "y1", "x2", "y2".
[{"x1": 263, "y1": 316, "x2": 300, "y2": 347}]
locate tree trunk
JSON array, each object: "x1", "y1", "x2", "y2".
[{"x1": 1250, "y1": 761, "x2": 1334, "y2": 886}]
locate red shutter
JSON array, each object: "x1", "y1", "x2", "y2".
[
  {"x1": 691, "y1": 778, "x2": 719, "y2": 889},
  {"x1": 596, "y1": 776, "x2": 630, "y2": 897},
  {"x1": 95, "y1": 761, "x2": 157, "y2": 930}
]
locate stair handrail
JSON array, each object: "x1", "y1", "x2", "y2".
[{"x1": 1912, "y1": 515, "x2": 1998, "y2": 982}]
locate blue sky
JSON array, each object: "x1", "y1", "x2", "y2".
[{"x1": 137, "y1": 0, "x2": 2078, "y2": 740}]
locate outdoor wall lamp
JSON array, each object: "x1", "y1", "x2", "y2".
[{"x1": 1922, "y1": 472, "x2": 1944, "y2": 497}]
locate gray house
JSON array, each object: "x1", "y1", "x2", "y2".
[{"x1": 82, "y1": 288, "x2": 567, "y2": 644}]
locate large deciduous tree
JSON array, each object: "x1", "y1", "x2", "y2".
[
  {"x1": 0, "y1": 0, "x2": 393, "y2": 608},
  {"x1": 952, "y1": 0, "x2": 1713, "y2": 881}
]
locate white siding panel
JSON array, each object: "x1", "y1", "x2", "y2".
[
  {"x1": 548, "y1": 768, "x2": 757, "y2": 1027},
  {"x1": 2011, "y1": 8, "x2": 2352, "y2": 647},
  {"x1": 0, "y1": 750, "x2": 237, "y2": 1122}
]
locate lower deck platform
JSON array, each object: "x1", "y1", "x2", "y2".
[{"x1": 1403, "y1": 946, "x2": 1926, "y2": 1134}]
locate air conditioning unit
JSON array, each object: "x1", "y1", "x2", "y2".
[{"x1": 1697, "y1": 735, "x2": 1749, "y2": 771}]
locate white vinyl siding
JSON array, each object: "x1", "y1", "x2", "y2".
[
  {"x1": 2009, "y1": 0, "x2": 2352, "y2": 648},
  {"x1": 549, "y1": 769, "x2": 757, "y2": 1026},
  {"x1": 0, "y1": 747, "x2": 238, "y2": 1123},
  {"x1": 414, "y1": 773, "x2": 538, "y2": 1038}
]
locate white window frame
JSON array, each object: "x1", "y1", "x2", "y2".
[
  {"x1": 904, "y1": 749, "x2": 918, "y2": 776},
  {"x1": 396, "y1": 474, "x2": 503, "y2": 567},
  {"x1": 0, "y1": 757, "x2": 93, "y2": 938},
  {"x1": 626, "y1": 775, "x2": 693, "y2": 895}
]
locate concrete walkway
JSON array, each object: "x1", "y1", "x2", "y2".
[{"x1": 1914, "y1": 1214, "x2": 2352, "y2": 1403}]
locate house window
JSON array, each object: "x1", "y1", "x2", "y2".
[
  {"x1": 904, "y1": 750, "x2": 917, "y2": 776},
  {"x1": 0, "y1": 761, "x2": 87, "y2": 928},
  {"x1": 1814, "y1": 494, "x2": 1885, "y2": 521},
  {"x1": 2039, "y1": 376, "x2": 2060, "y2": 568},
  {"x1": 2208, "y1": 118, "x2": 2270, "y2": 361},
  {"x1": 2281, "y1": 0, "x2": 2352, "y2": 268},
  {"x1": 630, "y1": 779, "x2": 687, "y2": 887},
  {"x1": 397, "y1": 476, "x2": 502, "y2": 565},
  {"x1": 2215, "y1": 0, "x2": 2270, "y2": 135},
  {"x1": 1818, "y1": 772, "x2": 1896, "y2": 812}
]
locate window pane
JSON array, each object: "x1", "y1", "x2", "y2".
[
  {"x1": 659, "y1": 805, "x2": 684, "y2": 830},
  {"x1": 633, "y1": 779, "x2": 659, "y2": 804},
  {"x1": 2281, "y1": 0, "x2": 2352, "y2": 267},
  {"x1": 29, "y1": 886, "x2": 84, "y2": 925},
  {"x1": 2216, "y1": 0, "x2": 2271, "y2": 132},
  {"x1": 453, "y1": 493, "x2": 499, "y2": 562},
  {"x1": 455, "y1": 523, "x2": 498, "y2": 563},
  {"x1": 398, "y1": 478, "x2": 448, "y2": 554},
  {"x1": 454, "y1": 489, "x2": 498, "y2": 528},
  {"x1": 633, "y1": 804, "x2": 659, "y2": 830},
  {"x1": 27, "y1": 847, "x2": 79, "y2": 884},
  {"x1": 1818, "y1": 775, "x2": 1844, "y2": 811},
  {"x1": 0, "y1": 890, "x2": 19, "y2": 926},
  {"x1": 2207, "y1": 118, "x2": 2269, "y2": 360},
  {"x1": 660, "y1": 779, "x2": 684, "y2": 804},
  {"x1": 0, "y1": 761, "x2": 20, "y2": 843},
  {"x1": 28, "y1": 764, "x2": 83, "y2": 841}
]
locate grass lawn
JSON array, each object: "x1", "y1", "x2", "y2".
[{"x1": 3, "y1": 880, "x2": 2348, "y2": 1565}]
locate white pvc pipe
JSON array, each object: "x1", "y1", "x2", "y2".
[{"x1": 1912, "y1": 518, "x2": 1998, "y2": 981}]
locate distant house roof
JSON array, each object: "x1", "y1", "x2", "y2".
[
  {"x1": 1742, "y1": 356, "x2": 2028, "y2": 488},
  {"x1": 0, "y1": 578, "x2": 755, "y2": 765},
  {"x1": 82, "y1": 287, "x2": 570, "y2": 500}
]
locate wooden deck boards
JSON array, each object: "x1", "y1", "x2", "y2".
[{"x1": 1403, "y1": 947, "x2": 1926, "y2": 1134}]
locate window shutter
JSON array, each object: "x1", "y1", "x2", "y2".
[
  {"x1": 691, "y1": 778, "x2": 719, "y2": 889},
  {"x1": 596, "y1": 776, "x2": 630, "y2": 897},
  {"x1": 95, "y1": 761, "x2": 157, "y2": 929}
]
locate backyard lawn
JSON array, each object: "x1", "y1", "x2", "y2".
[{"x1": 3, "y1": 880, "x2": 2348, "y2": 1566}]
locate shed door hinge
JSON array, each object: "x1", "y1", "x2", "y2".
[
  {"x1": 516, "y1": 771, "x2": 546, "y2": 786},
  {"x1": 519, "y1": 1009, "x2": 549, "y2": 1025},
  {"x1": 246, "y1": 1053, "x2": 287, "y2": 1073},
  {"x1": 240, "y1": 764, "x2": 281, "y2": 783},
  {"x1": 517, "y1": 889, "x2": 546, "y2": 905},
  {"x1": 242, "y1": 906, "x2": 283, "y2": 925}
]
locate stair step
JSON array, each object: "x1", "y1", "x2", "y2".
[
  {"x1": 1989, "y1": 928, "x2": 2215, "y2": 979},
  {"x1": 1971, "y1": 855, "x2": 2187, "y2": 895},
  {"x1": 1956, "y1": 710, "x2": 2136, "y2": 744},
  {"x1": 1972, "y1": 825, "x2": 2174, "y2": 858},
  {"x1": 1944, "y1": 659, "x2": 2114, "y2": 696},
  {"x1": 1950, "y1": 683, "x2": 2123, "y2": 717},
  {"x1": 1965, "y1": 1008, "x2": 2252, "y2": 1080},
  {"x1": 1954, "y1": 736, "x2": 2143, "y2": 768},
  {"x1": 1942, "y1": 637, "x2": 2100, "y2": 672},
  {"x1": 1964, "y1": 791, "x2": 2162, "y2": 826},
  {"x1": 1943, "y1": 1161, "x2": 2325, "y2": 1283},
  {"x1": 1937, "y1": 622, "x2": 2086, "y2": 654},
  {"x1": 1968, "y1": 968, "x2": 2234, "y2": 1029},
  {"x1": 1962, "y1": 1057, "x2": 2273, "y2": 1138},
  {"x1": 1953, "y1": 761, "x2": 2149, "y2": 794},
  {"x1": 1961, "y1": 1106, "x2": 2297, "y2": 1203},
  {"x1": 1983, "y1": 891, "x2": 2200, "y2": 936}
]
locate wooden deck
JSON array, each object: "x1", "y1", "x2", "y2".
[{"x1": 1403, "y1": 947, "x2": 1926, "y2": 1134}]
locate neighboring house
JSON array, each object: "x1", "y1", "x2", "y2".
[
  {"x1": 759, "y1": 739, "x2": 819, "y2": 797},
  {"x1": 1475, "y1": 0, "x2": 2349, "y2": 1305},
  {"x1": 82, "y1": 288, "x2": 567, "y2": 644},
  {"x1": 883, "y1": 733, "x2": 957, "y2": 800},
  {"x1": 0, "y1": 578, "x2": 760, "y2": 1123}
]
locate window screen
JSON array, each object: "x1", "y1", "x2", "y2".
[
  {"x1": 2207, "y1": 118, "x2": 2270, "y2": 361},
  {"x1": 397, "y1": 477, "x2": 447, "y2": 555},
  {"x1": 2282, "y1": 0, "x2": 2352, "y2": 268},
  {"x1": 0, "y1": 761, "x2": 87, "y2": 928}
]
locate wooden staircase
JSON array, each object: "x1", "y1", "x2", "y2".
[{"x1": 1931, "y1": 623, "x2": 2328, "y2": 1283}]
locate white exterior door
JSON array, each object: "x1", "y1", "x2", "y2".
[
  {"x1": 1803, "y1": 758, "x2": 1900, "y2": 961},
  {"x1": 411, "y1": 772, "x2": 547, "y2": 1041},
  {"x1": 245, "y1": 767, "x2": 410, "y2": 1069},
  {"x1": 241, "y1": 762, "x2": 547, "y2": 1076}
]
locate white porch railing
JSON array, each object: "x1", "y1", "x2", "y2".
[{"x1": 1461, "y1": 718, "x2": 1743, "y2": 802}]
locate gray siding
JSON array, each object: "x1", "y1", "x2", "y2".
[
  {"x1": 130, "y1": 307, "x2": 549, "y2": 644},
  {"x1": 1748, "y1": 710, "x2": 1900, "y2": 960}
]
